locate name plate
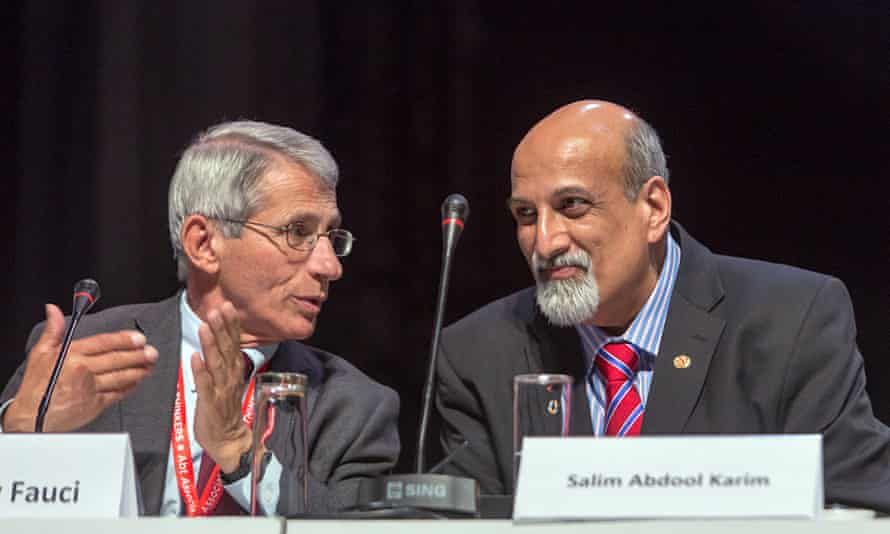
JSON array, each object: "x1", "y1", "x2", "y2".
[
  {"x1": 0, "y1": 433, "x2": 139, "y2": 517},
  {"x1": 514, "y1": 435, "x2": 822, "y2": 521}
]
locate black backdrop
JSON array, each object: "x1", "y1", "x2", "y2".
[{"x1": 2, "y1": 2, "x2": 887, "y2": 472}]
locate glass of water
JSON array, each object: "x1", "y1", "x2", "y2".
[
  {"x1": 250, "y1": 372, "x2": 308, "y2": 515},
  {"x1": 512, "y1": 374, "x2": 573, "y2": 488}
]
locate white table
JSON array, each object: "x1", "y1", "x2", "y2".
[
  {"x1": 287, "y1": 519, "x2": 888, "y2": 534},
  {"x1": 2, "y1": 516, "x2": 887, "y2": 534},
  {"x1": 0, "y1": 517, "x2": 283, "y2": 534}
]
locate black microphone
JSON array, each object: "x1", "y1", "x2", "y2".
[
  {"x1": 71, "y1": 278, "x2": 101, "y2": 317},
  {"x1": 416, "y1": 194, "x2": 469, "y2": 473},
  {"x1": 440, "y1": 193, "x2": 469, "y2": 246},
  {"x1": 34, "y1": 279, "x2": 101, "y2": 432}
]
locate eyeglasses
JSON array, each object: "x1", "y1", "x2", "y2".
[{"x1": 219, "y1": 218, "x2": 355, "y2": 257}]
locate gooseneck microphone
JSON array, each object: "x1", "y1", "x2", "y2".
[
  {"x1": 350, "y1": 194, "x2": 477, "y2": 518},
  {"x1": 416, "y1": 194, "x2": 469, "y2": 473},
  {"x1": 35, "y1": 279, "x2": 101, "y2": 432}
]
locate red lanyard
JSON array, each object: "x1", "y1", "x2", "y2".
[{"x1": 171, "y1": 360, "x2": 268, "y2": 516}]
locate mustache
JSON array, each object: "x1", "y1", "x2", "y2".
[{"x1": 532, "y1": 250, "x2": 592, "y2": 275}]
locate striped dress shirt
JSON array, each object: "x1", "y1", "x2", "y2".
[{"x1": 576, "y1": 233, "x2": 681, "y2": 435}]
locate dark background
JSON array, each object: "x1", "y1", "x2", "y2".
[{"x1": 1, "y1": 2, "x2": 887, "y2": 473}]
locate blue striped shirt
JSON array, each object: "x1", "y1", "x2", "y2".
[{"x1": 575, "y1": 233, "x2": 681, "y2": 435}]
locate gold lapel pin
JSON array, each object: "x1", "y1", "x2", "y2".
[
  {"x1": 673, "y1": 354, "x2": 692, "y2": 369},
  {"x1": 546, "y1": 399, "x2": 560, "y2": 415}
]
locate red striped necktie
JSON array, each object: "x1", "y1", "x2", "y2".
[{"x1": 595, "y1": 342, "x2": 644, "y2": 436}]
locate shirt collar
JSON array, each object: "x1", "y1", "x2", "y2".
[
  {"x1": 576, "y1": 232, "x2": 682, "y2": 360},
  {"x1": 179, "y1": 291, "x2": 278, "y2": 374}
]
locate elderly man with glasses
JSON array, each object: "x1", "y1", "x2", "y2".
[{"x1": 0, "y1": 121, "x2": 400, "y2": 516}]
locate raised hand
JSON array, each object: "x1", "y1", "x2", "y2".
[
  {"x1": 191, "y1": 301, "x2": 252, "y2": 474},
  {"x1": 4, "y1": 304, "x2": 158, "y2": 432}
]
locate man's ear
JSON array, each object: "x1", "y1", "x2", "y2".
[
  {"x1": 180, "y1": 214, "x2": 223, "y2": 276},
  {"x1": 637, "y1": 176, "x2": 672, "y2": 244}
]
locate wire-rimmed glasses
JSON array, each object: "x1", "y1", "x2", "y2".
[{"x1": 220, "y1": 218, "x2": 355, "y2": 257}]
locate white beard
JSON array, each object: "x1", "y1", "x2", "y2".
[{"x1": 533, "y1": 249, "x2": 599, "y2": 327}]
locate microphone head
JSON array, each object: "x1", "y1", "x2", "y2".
[
  {"x1": 441, "y1": 193, "x2": 470, "y2": 223},
  {"x1": 72, "y1": 278, "x2": 101, "y2": 316}
]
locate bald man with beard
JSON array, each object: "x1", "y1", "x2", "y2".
[{"x1": 435, "y1": 100, "x2": 890, "y2": 511}]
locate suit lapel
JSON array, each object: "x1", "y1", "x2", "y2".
[
  {"x1": 123, "y1": 294, "x2": 182, "y2": 515},
  {"x1": 642, "y1": 223, "x2": 726, "y2": 435},
  {"x1": 642, "y1": 294, "x2": 724, "y2": 434}
]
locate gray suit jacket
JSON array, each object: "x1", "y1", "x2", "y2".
[
  {"x1": 1, "y1": 294, "x2": 400, "y2": 515},
  {"x1": 436, "y1": 222, "x2": 890, "y2": 511}
]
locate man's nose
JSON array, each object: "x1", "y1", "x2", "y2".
[
  {"x1": 534, "y1": 211, "x2": 571, "y2": 262},
  {"x1": 309, "y1": 236, "x2": 344, "y2": 282}
]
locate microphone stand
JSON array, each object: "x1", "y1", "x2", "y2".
[
  {"x1": 351, "y1": 195, "x2": 478, "y2": 517},
  {"x1": 415, "y1": 206, "x2": 461, "y2": 473}
]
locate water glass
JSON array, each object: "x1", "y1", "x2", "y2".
[
  {"x1": 512, "y1": 373, "x2": 573, "y2": 485},
  {"x1": 250, "y1": 372, "x2": 309, "y2": 515}
]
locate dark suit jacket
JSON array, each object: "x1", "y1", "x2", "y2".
[
  {"x1": 436, "y1": 222, "x2": 890, "y2": 511},
  {"x1": 1, "y1": 294, "x2": 400, "y2": 515}
]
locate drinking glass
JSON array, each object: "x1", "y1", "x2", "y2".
[
  {"x1": 250, "y1": 372, "x2": 308, "y2": 515},
  {"x1": 512, "y1": 373, "x2": 573, "y2": 486}
]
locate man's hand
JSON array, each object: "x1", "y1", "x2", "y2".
[
  {"x1": 191, "y1": 301, "x2": 252, "y2": 474},
  {"x1": 3, "y1": 304, "x2": 158, "y2": 432}
]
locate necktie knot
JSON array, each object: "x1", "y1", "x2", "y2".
[{"x1": 595, "y1": 341, "x2": 640, "y2": 383}]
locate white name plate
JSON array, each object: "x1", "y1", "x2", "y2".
[
  {"x1": 0, "y1": 433, "x2": 139, "y2": 517},
  {"x1": 514, "y1": 435, "x2": 823, "y2": 521}
]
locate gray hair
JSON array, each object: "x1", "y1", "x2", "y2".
[
  {"x1": 621, "y1": 117, "x2": 669, "y2": 199},
  {"x1": 168, "y1": 120, "x2": 339, "y2": 281}
]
